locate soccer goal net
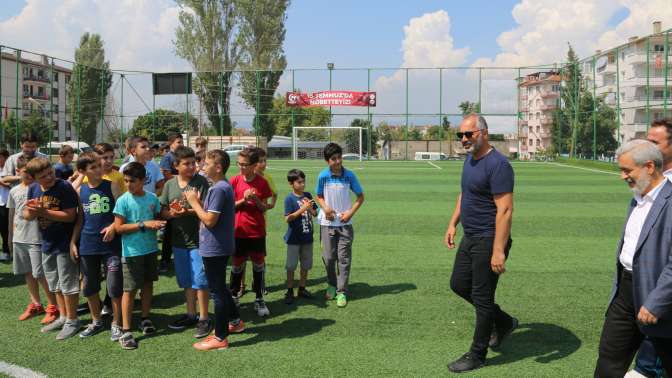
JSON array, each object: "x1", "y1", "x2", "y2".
[{"x1": 291, "y1": 127, "x2": 363, "y2": 160}]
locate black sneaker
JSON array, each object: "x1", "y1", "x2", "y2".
[
  {"x1": 168, "y1": 314, "x2": 198, "y2": 330},
  {"x1": 298, "y1": 288, "x2": 313, "y2": 299},
  {"x1": 447, "y1": 352, "x2": 485, "y2": 373},
  {"x1": 489, "y1": 317, "x2": 519, "y2": 348},
  {"x1": 139, "y1": 319, "x2": 156, "y2": 335},
  {"x1": 119, "y1": 332, "x2": 138, "y2": 350},
  {"x1": 284, "y1": 290, "x2": 294, "y2": 305},
  {"x1": 79, "y1": 321, "x2": 104, "y2": 338},
  {"x1": 194, "y1": 319, "x2": 213, "y2": 339},
  {"x1": 158, "y1": 260, "x2": 170, "y2": 273}
]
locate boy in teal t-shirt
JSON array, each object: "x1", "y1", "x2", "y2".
[{"x1": 113, "y1": 162, "x2": 166, "y2": 350}]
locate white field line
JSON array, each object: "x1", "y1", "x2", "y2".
[
  {"x1": 427, "y1": 161, "x2": 442, "y2": 170},
  {"x1": 0, "y1": 362, "x2": 47, "y2": 378},
  {"x1": 544, "y1": 162, "x2": 619, "y2": 176}
]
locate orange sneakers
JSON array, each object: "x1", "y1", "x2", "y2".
[
  {"x1": 193, "y1": 335, "x2": 229, "y2": 351},
  {"x1": 40, "y1": 304, "x2": 59, "y2": 324},
  {"x1": 228, "y1": 320, "x2": 245, "y2": 334},
  {"x1": 19, "y1": 303, "x2": 44, "y2": 321}
]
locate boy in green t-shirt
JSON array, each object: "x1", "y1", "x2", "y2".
[{"x1": 159, "y1": 146, "x2": 211, "y2": 339}]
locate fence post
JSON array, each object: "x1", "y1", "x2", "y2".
[
  {"x1": 592, "y1": 56, "x2": 597, "y2": 160},
  {"x1": 405, "y1": 68, "x2": 409, "y2": 160},
  {"x1": 15, "y1": 49, "x2": 20, "y2": 150},
  {"x1": 77, "y1": 66, "x2": 82, "y2": 149},
  {"x1": 439, "y1": 68, "x2": 443, "y2": 155},
  {"x1": 120, "y1": 74, "x2": 124, "y2": 156},
  {"x1": 646, "y1": 37, "x2": 651, "y2": 128},
  {"x1": 616, "y1": 47, "x2": 621, "y2": 146},
  {"x1": 256, "y1": 70, "x2": 260, "y2": 146},
  {"x1": 99, "y1": 69, "x2": 105, "y2": 143},
  {"x1": 665, "y1": 31, "x2": 669, "y2": 118},
  {"x1": 49, "y1": 58, "x2": 54, "y2": 146},
  {"x1": 219, "y1": 71, "x2": 224, "y2": 149}
]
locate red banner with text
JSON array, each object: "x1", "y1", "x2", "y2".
[{"x1": 286, "y1": 91, "x2": 376, "y2": 107}]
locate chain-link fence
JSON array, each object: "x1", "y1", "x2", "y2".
[{"x1": 2, "y1": 28, "x2": 671, "y2": 160}]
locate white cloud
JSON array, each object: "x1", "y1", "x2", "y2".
[
  {"x1": 374, "y1": 1, "x2": 672, "y2": 133},
  {"x1": 0, "y1": 0, "x2": 186, "y2": 72}
]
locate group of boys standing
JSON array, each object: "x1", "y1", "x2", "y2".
[{"x1": 5, "y1": 131, "x2": 364, "y2": 351}]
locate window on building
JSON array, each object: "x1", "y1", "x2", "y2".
[
  {"x1": 22, "y1": 102, "x2": 29, "y2": 110},
  {"x1": 22, "y1": 84, "x2": 28, "y2": 95},
  {"x1": 53, "y1": 104, "x2": 59, "y2": 115},
  {"x1": 52, "y1": 88, "x2": 59, "y2": 98},
  {"x1": 37, "y1": 87, "x2": 45, "y2": 97},
  {"x1": 552, "y1": 84, "x2": 560, "y2": 92},
  {"x1": 22, "y1": 67, "x2": 29, "y2": 77},
  {"x1": 608, "y1": 54, "x2": 616, "y2": 64},
  {"x1": 536, "y1": 126, "x2": 540, "y2": 133},
  {"x1": 529, "y1": 139, "x2": 533, "y2": 146},
  {"x1": 536, "y1": 112, "x2": 540, "y2": 120},
  {"x1": 37, "y1": 69, "x2": 45, "y2": 79},
  {"x1": 53, "y1": 72, "x2": 59, "y2": 82},
  {"x1": 654, "y1": 90, "x2": 664, "y2": 99},
  {"x1": 654, "y1": 44, "x2": 665, "y2": 52},
  {"x1": 536, "y1": 139, "x2": 541, "y2": 146}
]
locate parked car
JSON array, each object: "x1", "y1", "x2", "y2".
[
  {"x1": 40, "y1": 141, "x2": 92, "y2": 162},
  {"x1": 223, "y1": 144, "x2": 249, "y2": 159},
  {"x1": 414, "y1": 152, "x2": 448, "y2": 161}
]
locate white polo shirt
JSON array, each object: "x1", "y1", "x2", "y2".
[{"x1": 619, "y1": 180, "x2": 666, "y2": 271}]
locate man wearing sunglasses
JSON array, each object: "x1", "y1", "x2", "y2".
[{"x1": 445, "y1": 114, "x2": 517, "y2": 373}]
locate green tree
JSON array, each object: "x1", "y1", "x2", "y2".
[
  {"x1": 348, "y1": 118, "x2": 377, "y2": 156},
  {"x1": 238, "y1": 0, "x2": 289, "y2": 141},
  {"x1": 458, "y1": 101, "x2": 480, "y2": 115},
  {"x1": 68, "y1": 33, "x2": 112, "y2": 145},
  {"x1": 408, "y1": 127, "x2": 422, "y2": 141},
  {"x1": 129, "y1": 109, "x2": 198, "y2": 141},
  {"x1": 2, "y1": 112, "x2": 50, "y2": 148},
  {"x1": 175, "y1": 0, "x2": 242, "y2": 136},
  {"x1": 552, "y1": 44, "x2": 616, "y2": 158},
  {"x1": 269, "y1": 94, "x2": 330, "y2": 137}
]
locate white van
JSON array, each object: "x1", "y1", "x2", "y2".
[
  {"x1": 414, "y1": 152, "x2": 448, "y2": 161},
  {"x1": 40, "y1": 141, "x2": 92, "y2": 162}
]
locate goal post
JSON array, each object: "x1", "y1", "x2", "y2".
[{"x1": 292, "y1": 126, "x2": 363, "y2": 161}]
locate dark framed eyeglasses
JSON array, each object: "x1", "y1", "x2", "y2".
[{"x1": 456, "y1": 129, "x2": 484, "y2": 139}]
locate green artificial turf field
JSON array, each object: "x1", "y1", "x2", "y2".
[{"x1": 0, "y1": 160, "x2": 631, "y2": 377}]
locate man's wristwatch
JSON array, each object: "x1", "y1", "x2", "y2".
[{"x1": 138, "y1": 221, "x2": 146, "y2": 232}]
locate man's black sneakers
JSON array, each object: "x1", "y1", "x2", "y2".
[{"x1": 448, "y1": 352, "x2": 485, "y2": 373}]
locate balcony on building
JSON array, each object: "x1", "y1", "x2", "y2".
[
  {"x1": 23, "y1": 73, "x2": 51, "y2": 84},
  {"x1": 541, "y1": 92, "x2": 559, "y2": 99},
  {"x1": 540, "y1": 104, "x2": 557, "y2": 111}
]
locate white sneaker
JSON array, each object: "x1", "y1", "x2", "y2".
[
  {"x1": 624, "y1": 370, "x2": 648, "y2": 378},
  {"x1": 110, "y1": 324, "x2": 123, "y2": 342},
  {"x1": 254, "y1": 299, "x2": 270, "y2": 317}
]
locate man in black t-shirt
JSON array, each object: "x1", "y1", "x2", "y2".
[{"x1": 444, "y1": 114, "x2": 517, "y2": 373}]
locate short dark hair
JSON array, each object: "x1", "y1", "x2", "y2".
[
  {"x1": 651, "y1": 119, "x2": 672, "y2": 143},
  {"x1": 0, "y1": 148, "x2": 9, "y2": 159},
  {"x1": 93, "y1": 142, "x2": 114, "y2": 155},
  {"x1": 167, "y1": 133, "x2": 183, "y2": 144},
  {"x1": 173, "y1": 146, "x2": 195, "y2": 164},
  {"x1": 76, "y1": 151, "x2": 99, "y2": 171},
  {"x1": 195, "y1": 136, "x2": 208, "y2": 148},
  {"x1": 206, "y1": 150, "x2": 230, "y2": 176},
  {"x1": 129, "y1": 136, "x2": 149, "y2": 151},
  {"x1": 151, "y1": 144, "x2": 160, "y2": 150},
  {"x1": 20, "y1": 131, "x2": 40, "y2": 144},
  {"x1": 122, "y1": 162, "x2": 146, "y2": 180},
  {"x1": 238, "y1": 147, "x2": 261, "y2": 165},
  {"x1": 256, "y1": 147, "x2": 267, "y2": 158},
  {"x1": 59, "y1": 145, "x2": 75, "y2": 157},
  {"x1": 323, "y1": 143, "x2": 342, "y2": 161},
  {"x1": 287, "y1": 169, "x2": 305, "y2": 183}
]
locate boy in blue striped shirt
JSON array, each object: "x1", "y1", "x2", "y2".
[{"x1": 315, "y1": 143, "x2": 364, "y2": 308}]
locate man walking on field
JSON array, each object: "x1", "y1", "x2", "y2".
[{"x1": 444, "y1": 114, "x2": 517, "y2": 373}]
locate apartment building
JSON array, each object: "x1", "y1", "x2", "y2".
[
  {"x1": 0, "y1": 51, "x2": 74, "y2": 142},
  {"x1": 591, "y1": 21, "x2": 672, "y2": 142},
  {"x1": 518, "y1": 71, "x2": 561, "y2": 159}
]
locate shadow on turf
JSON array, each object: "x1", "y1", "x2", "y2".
[
  {"x1": 247, "y1": 281, "x2": 418, "y2": 324},
  {"x1": 0, "y1": 271, "x2": 23, "y2": 288},
  {"x1": 230, "y1": 317, "x2": 336, "y2": 347},
  {"x1": 486, "y1": 322, "x2": 581, "y2": 366}
]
